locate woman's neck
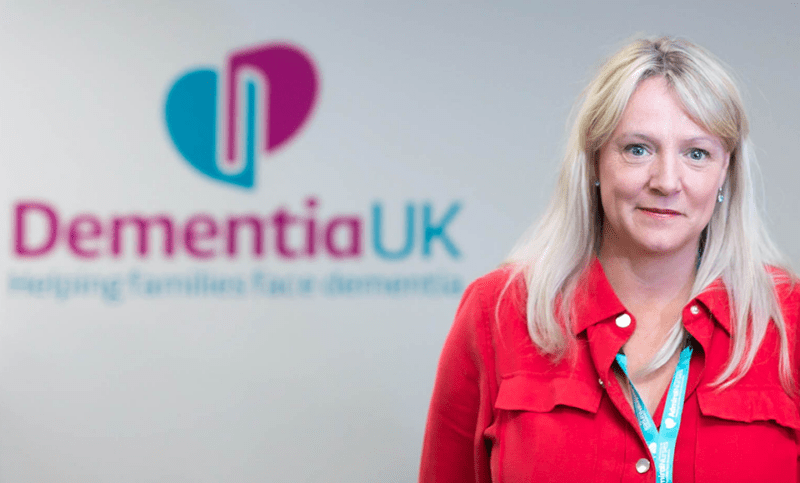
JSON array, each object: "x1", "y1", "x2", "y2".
[{"x1": 598, "y1": 244, "x2": 697, "y2": 332}]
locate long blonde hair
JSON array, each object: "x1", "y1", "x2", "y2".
[{"x1": 506, "y1": 36, "x2": 795, "y2": 391}]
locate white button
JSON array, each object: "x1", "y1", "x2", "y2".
[
  {"x1": 635, "y1": 458, "x2": 651, "y2": 473},
  {"x1": 598, "y1": 378, "x2": 604, "y2": 387},
  {"x1": 690, "y1": 305, "x2": 700, "y2": 315},
  {"x1": 615, "y1": 313, "x2": 631, "y2": 328}
]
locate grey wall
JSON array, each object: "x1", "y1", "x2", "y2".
[{"x1": 0, "y1": 1, "x2": 797, "y2": 482}]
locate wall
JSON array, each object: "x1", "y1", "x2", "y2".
[{"x1": 1, "y1": 1, "x2": 798, "y2": 481}]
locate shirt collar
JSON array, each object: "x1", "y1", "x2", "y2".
[
  {"x1": 694, "y1": 278, "x2": 732, "y2": 335},
  {"x1": 570, "y1": 256, "x2": 732, "y2": 336},
  {"x1": 570, "y1": 257, "x2": 626, "y2": 335}
]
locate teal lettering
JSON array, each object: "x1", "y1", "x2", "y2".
[
  {"x1": 423, "y1": 202, "x2": 461, "y2": 258},
  {"x1": 372, "y1": 203, "x2": 415, "y2": 260}
]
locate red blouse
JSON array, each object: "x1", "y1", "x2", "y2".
[{"x1": 420, "y1": 259, "x2": 800, "y2": 482}]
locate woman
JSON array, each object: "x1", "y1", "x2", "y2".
[{"x1": 419, "y1": 37, "x2": 800, "y2": 482}]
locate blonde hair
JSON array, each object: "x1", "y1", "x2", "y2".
[{"x1": 506, "y1": 36, "x2": 795, "y2": 391}]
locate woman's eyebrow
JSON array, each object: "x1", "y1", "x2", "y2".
[
  {"x1": 682, "y1": 136, "x2": 721, "y2": 146},
  {"x1": 617, "y1": 132, "x2": 658, "y2": 144},
  {"x1": 617, "y1": 133, "x2": 721, "y2": 146}
]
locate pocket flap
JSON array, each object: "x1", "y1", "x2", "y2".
[
  {"x1": 494, "y1": 373, "x2": 602, "y2": 414},
  {"x1": 697, "y1": 387, "x2": 800, "y2": 429}
]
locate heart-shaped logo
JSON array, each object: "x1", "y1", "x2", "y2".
[
  {"x1": 165, "y1": 44, "x2": 318, "y2": 188},
  {"x1": 664, "y1": 417, "x2": 676, "y2": 429}
]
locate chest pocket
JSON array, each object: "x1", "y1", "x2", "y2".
[
  {"x1": 487, "y1": 373, "x2": 603, "y2": 483},
  {"x1": 695, "y1": 387, "x2": 800, "y2": 483}
]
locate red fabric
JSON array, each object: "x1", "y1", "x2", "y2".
[{"x1": 420, "y1": 258, "x2": 800, "y2": 482}]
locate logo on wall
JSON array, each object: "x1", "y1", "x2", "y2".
[
  {"x1": 7, "y1": 40, "x2": 465, "y2": 303},
  {"x1": 165, "y1": 43, "x2": 319, "y2": 188}
]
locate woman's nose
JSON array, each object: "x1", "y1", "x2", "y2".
[{"x1": 648, "y1": 151, "x2": 681, "y2": 195}]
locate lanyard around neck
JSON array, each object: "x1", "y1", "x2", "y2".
[{"x1": 615, "y1": 346, "x2": 692, "y2": 483}]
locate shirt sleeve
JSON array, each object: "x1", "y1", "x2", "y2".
[
  {"x1": 419, "y1": 278, "x2": 496, "y2": 483},
  {"x1": 793, "y1": 287, "x2": 800, "y2": 483},
  {"x1": 796, "y1": 296, "x2": 800, "y2": 483}
]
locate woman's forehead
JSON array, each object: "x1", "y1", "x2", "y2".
[{"x1": 611, "y1": 77, "x2": 725, "y2": 148}]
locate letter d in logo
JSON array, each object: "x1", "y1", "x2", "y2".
[{"x1": 165, "y1": 43, "x2": 319, "y2": 188}]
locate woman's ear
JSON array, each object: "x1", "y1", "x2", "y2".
[{"x1": 720, "y1": 151, "x2": 732, "y2": 189}]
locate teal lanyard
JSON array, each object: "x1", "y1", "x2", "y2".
[{"x1": 615, "y1": 346, "x2": 692, "y2": 483}]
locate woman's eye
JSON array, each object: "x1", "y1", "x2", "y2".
[
  {"x1": 688, "y1": 148, "x2": 710, "y2": 161},
  {"x1": 626, "y1": 145, "x2": 647, "y2": 156}
]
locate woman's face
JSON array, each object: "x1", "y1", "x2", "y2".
[{"x1": 596, "y1": 76, "x2": 730, "y2": 260}]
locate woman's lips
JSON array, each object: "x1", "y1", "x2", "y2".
[{"x1": 639, "y1": 207, "x2": 682, "y2": 216}]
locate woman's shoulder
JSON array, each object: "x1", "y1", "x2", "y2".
[
  {"x1": 449, "y1": 265, "x2": 531, "y2": 352},
  {"x1": 767, "y1": 265, "x2": 800, "y2": 307},
  {"x1": 771, "y1": 269, "x2": 800, "y2": 332},
  {"x1": 459, "y1": 264, "x2": 527, "y2": 311}
]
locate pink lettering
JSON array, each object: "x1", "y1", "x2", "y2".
[
  {"x1": 185, "y1": 215, "x2": 218, "y2": 259},
  {"x1": 68, "y1": 215, "x2": 103, "y2": 258},
  {"x1": 7, "y1": 196, "x2": 409, "y2": 262},
  {"x1": 14, "y1": 201, "x2": 58, "y2": 257},
  {"x1": 111, "y1": 215, "x2": 175, "y2": 258},
  {"x1": 304, "y1": 197, "x2": 318, "y2": 256},
  {"x1": 226, "y1": 216, "x2": 265, "y2": 257},
  {"x1": 272, "y1": 208, "x2": 299, "y2": 258},
  {"x1": 325, "y1": 217, "x2": 361, "y2": 258}
]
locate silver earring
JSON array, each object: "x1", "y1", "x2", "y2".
[
  {"x1": 594, "y1": 180, "x2": 600, "y2": 187},
  {"x1": 717, "y1": 188, "x2": 724, "y2": 203}
]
